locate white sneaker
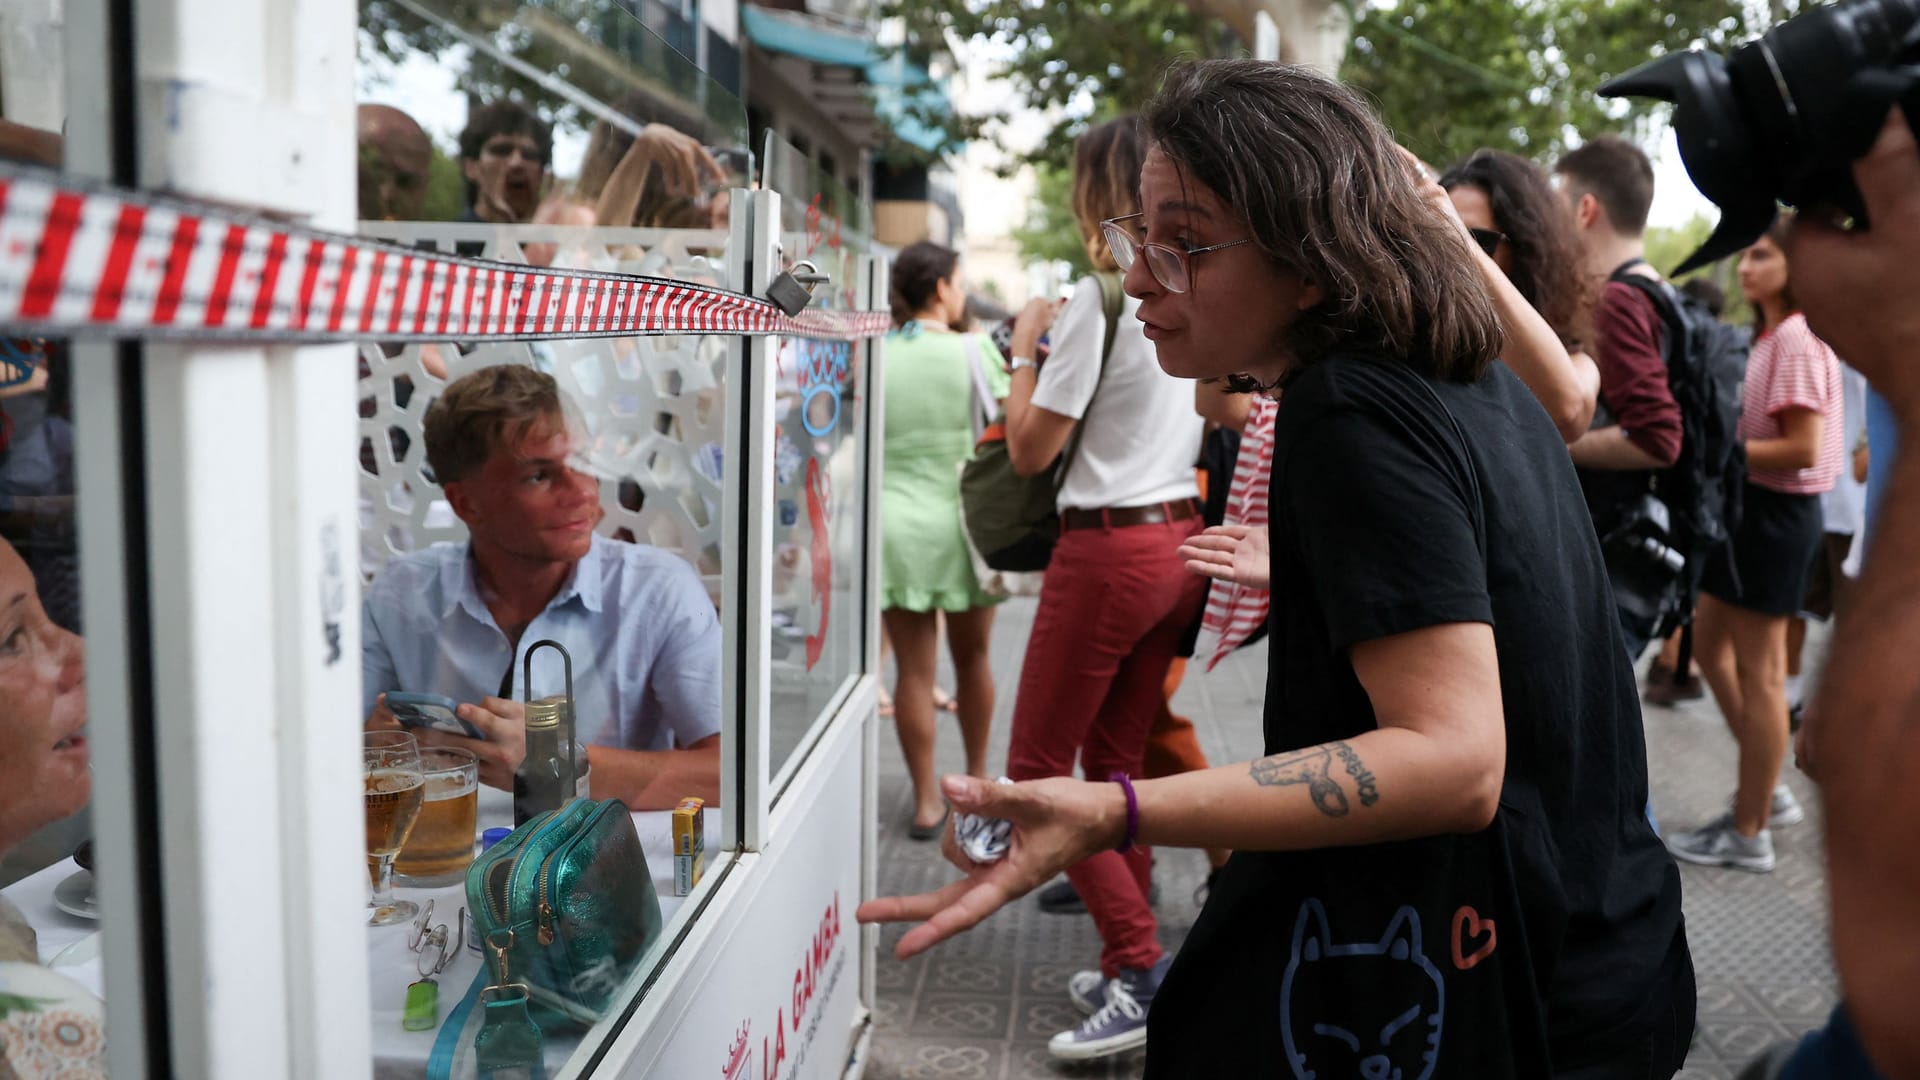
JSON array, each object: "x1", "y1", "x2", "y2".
[
  {"x1": 1667, "y1": 815, "x2": 1775, "y2": 872},
  {"x1": 1769, "y1": 784, "x2": 1806, "y2": 828},
  {"x1": 1066, "y1": 969, "x2": 1110, "y2": 1016}
]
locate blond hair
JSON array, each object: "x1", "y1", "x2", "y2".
[{"x1": 1071, "y1": 116, "x2": 1148, "y2": 273}]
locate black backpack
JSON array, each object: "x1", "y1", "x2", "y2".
[{"x1": 1609, "y1": 261, "x2": 1750, "y2": 643}]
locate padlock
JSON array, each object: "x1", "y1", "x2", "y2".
[
  {"x1": 766, "y1": 260, "x2": 832, "y2": 317},
  {"x1": 766, "y1": 270, "x2": 815, "y2": 316}
]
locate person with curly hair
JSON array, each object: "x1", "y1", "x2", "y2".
[{"x1": 1441, "y1": 149, "x2": 1601, "y2": 443}]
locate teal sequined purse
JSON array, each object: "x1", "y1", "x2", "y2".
[{"x1": 466, "y1": 797, "x2": 663, "y2": 1031}]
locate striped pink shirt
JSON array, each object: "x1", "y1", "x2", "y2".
[{"x1": 1742, "y1": 312, "x2": 1844, "y2": 495}]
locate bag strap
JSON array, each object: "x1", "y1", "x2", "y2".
[
  {"x1": 1052, "y1": 271, "x2": 1125, "y2": 499},
  {"x1": 428, "y1": 968, "x2": 492, "y2": 1080},
  {"x1": 966, "y1": 334, "x2": 997, "y2": 441},
  {"x1": 1608, "y1": 256, "x2": 1650, "y2": 282}
]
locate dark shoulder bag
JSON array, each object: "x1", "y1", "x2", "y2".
[{"x1": 958, "y1": 272, "x2": 1124, "y2": 572}]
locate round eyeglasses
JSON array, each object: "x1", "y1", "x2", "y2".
[{"x1": 1100, "y1": 213, "x2": 1252, "y2": 294}]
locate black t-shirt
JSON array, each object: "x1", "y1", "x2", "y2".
[{"x1": 1146, "y1": 355, "x2": 1690, "y2": 1079}]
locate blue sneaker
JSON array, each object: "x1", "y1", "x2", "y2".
[
  {"x1": 1048, "y1": 955, "x2": 1169, "y2": 1060},
  {"x1": 1066, "y1": 969, "x2": 1109, "y2": 1015}
]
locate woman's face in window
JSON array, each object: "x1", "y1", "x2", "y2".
[
  {"x1": 1126, "y1": 146, "x2": 1321, "y2": 387},
  {"x1": 0, "y1": 540, "x2": 88, "y2": 854}
]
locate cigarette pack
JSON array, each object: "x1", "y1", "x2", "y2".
[{"x1": 672, "y1": 796, "x2": 705, "y2": 896}]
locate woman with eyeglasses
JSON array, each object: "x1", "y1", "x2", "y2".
[
  {"x1": 1440, "y1": 149, "x2": 1602, "y2": 444},
  {"x1": 861, "y1": 61, "x2": 1693, "y2": 1079},
  {"x1": 990, "y1": 115, "x2": 1208, "y2": 1061}
]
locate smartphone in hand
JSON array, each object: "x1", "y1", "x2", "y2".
[{"x1": 386, "y1": 691, "x2": 486, "y2": 740}]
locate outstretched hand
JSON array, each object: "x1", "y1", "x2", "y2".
[
  {"x1": 857, "y1": 775, "x2": 1122, "y2": 959},
  {"x1": 1177, "y1": 524, "x2": 1271, "y2": 591}
]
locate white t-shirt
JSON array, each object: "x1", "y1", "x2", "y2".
[
  {"x1": 1031, "y1": 276, "x2": 1203, "y2": 512},
  {"x1": 1819, "y1": 363, "x2": 1868, "y2": 536}
]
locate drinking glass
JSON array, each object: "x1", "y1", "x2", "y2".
[
  {"x1": 394, "y1": 746, "x2": 480, "y2": 887},
  {"x1": 364, "y1": 732, "x2": 427, "y2": 926}
]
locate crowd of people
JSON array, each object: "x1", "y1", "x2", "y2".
[
  {"x1": 861, "y1": 55, "x2": 1919, "y2": 1080},
  {"x1": 356, "y1": 95, "x2": 736, "y2": 251},
  {"x1": 3, "y1": 30, "x2": 1918, "y2": 1080}
]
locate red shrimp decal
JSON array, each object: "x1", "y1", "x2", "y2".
[{"x1": 804, "y1": 456, "x2": 832, "y2": 669}]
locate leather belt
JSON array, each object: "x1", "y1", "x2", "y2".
[{"x1": 1059, "y1": 499, "x2": 1200, "y2": 533}]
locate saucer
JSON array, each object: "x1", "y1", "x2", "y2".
[{"x1": 52, "y1": 869, "x2": 99, "y2": 920}]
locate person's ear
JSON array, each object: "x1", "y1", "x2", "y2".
[
  {"x1": 461, "y1": 158, "x2": 482, "y2": 185},
  {"x1": 1296, "y1": 277, "x2": 1325, "y2": 311},
  {"x1": 443, "y1": 480, "x2": 476, "y2": 525},
  {"x1": 1578, "y1": 192, "x2": 1601, "y2": 232}
]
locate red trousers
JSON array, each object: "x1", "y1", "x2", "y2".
[{"x1": 1006, "y1": 515, "x2": 1206, "y2": 976}]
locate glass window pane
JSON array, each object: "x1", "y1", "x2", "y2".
[
  {"x1": 762, "y1": 136, "x2": 873, "y2": 793},
  {"x1": 0, "y1": 18, "x2": 114, "y2": 1076},
  {"x1": 354, "y1": 2, "x2": 744, "y2": 1072}
]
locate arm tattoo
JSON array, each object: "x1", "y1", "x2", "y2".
[
  {"x1": 1249, "y1": 740, "x2": 1380, "y2": 817},
  {"x1": 1333, "y1": 740, "x2": 1381, "y2": 807}
]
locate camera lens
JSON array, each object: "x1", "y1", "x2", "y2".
[{"x1": 1599, "y1": 0, "x2": 1920, "y2": 273}]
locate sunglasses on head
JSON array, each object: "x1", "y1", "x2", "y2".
[{"x1": 1468, "y1": 227, "x2": 1507, "y2": 257}]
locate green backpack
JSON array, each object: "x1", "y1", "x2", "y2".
[{"x1": 959, "y1": 272, "x2": 1124, "y2": 572}]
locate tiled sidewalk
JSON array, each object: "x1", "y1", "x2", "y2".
[{"x1": 866, "y1": 598, "x2": 1836, "y2": 1079}]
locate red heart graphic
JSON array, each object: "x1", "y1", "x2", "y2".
[{"x1": 1452, "y1": 906, "x2": 1497, "y2": 970}]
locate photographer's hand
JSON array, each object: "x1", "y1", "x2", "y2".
[{"x1": 1789, "y1": 107, "x2": 1920, "y2": 419}]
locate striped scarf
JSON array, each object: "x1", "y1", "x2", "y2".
[{"x1": 1199, "y1": 396, "x2": 1278, "y2": 670}]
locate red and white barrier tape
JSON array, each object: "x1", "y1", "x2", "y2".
[{"x1": 0, "y1": 164, "x2": 890, "y2": 344}]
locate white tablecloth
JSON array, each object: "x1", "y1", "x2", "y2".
[{"x1": 3, "y1": 786, "x2": 718, "y2": 1079}]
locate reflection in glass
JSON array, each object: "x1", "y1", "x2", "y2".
[
  {"x1": 346, "y1": 3, "x2": 782, "y2": 1072},
  {"x1": 0, "y1": 35, "x2": 109, "y2": 1051},
  {"x1": 356, "y1": 0, "x2": 749, "y2": 229},
  {"x1": 764, "y1": 133, "x2": 874, "y2": 789},
  {"x1": 0, "y1": 533, "x2": 106, "y2": 1076},
  {"x1": 356, "y1": 361, "x2": 729, "y2": 1070}
]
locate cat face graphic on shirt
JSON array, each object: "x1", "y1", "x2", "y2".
[{"x1": 1280, "y1": 899, "x2": 1445, "y2": 1080}]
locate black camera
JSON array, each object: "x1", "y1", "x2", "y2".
[
  {"x1": 1599, "y1": 0, "x2": 1920, "y2": 274},
  {"x1": 1602, "y1": 494, "x2": 1688, "y2": 621}
]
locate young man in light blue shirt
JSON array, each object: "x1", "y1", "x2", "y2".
[{"x1": 363, "y1": 364, "x2": 721, "y2": 809}]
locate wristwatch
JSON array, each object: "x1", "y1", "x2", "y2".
[{"x1": 1011, "y1": 356, "x2": 1039, "y2": 372}]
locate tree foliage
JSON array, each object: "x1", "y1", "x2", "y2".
[
  {"x1": 358, "y1": 0, "x2": 741, "y2": 152},
  {"x1": 876, "y1": 0, "x2": 1231, "y2": 174},
  {"x1": 1340, "y1": 0, "x2": 1813, "y2": 167},
  {"x1": 1008, "y1": 162, "x2": 1094, "y2": 277}
]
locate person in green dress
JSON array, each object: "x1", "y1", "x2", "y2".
[{"x1": 882, "y1": 243, "x2": 1009, "y2": 839}]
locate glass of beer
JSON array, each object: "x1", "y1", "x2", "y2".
[
  {"x1": 365, "y1": 732, "x2": 427, "y2": 926},
  {"x1": 393, "y1": 747, "x2": 479, "y2": 888}
]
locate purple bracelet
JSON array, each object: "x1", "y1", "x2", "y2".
[{"x1": 1108, "y1": 772, "x2": 1139, "y2": 854}]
